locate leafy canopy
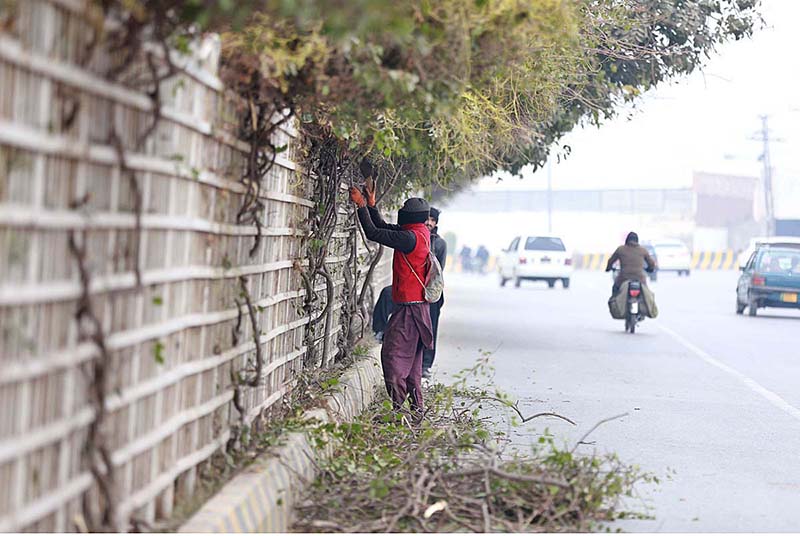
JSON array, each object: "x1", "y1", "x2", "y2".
[{"x1": 111, "y1": 0, "x2": 762, "y2": 195}]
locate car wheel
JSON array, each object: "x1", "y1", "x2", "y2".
[
  {"x1": 514, "y1": 277, "x2": 522, "y2": 288},
  {"x1": 547, "y1": 280, "x2": 556, "y2": 289},
  {"x1": 562, "y1": 278, "x2": 570, "y2": 289},
  {"x1": 748, "y1": 294, "x2": 758, "y2": 317}
]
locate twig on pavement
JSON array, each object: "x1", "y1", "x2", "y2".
[{"x1": 571, "y1": 412, "x2": 629, "y2": 453}]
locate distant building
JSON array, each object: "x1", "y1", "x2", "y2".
[
  {"x1": 438, "y1": 173, "x2": 767, "y2": 255},
  {"x1": 692, "y1": 172, "x2": 759, "y2": 251}
]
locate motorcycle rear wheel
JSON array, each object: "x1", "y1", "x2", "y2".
[{"x1": 625, "y1": 312, "x2": 637, "y2": 333}]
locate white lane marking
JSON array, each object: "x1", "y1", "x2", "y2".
[{"x1": 657, "y1": 322, "x2": 800, "y2": 422}]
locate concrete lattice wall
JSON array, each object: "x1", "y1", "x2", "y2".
[{"x1": 0, "y1": 0, "x2": 389, "y2": 531}]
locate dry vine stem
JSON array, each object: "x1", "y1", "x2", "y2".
[
  {"x1": 104, "y1": 15, "x2": 180, "y2": 289},
  {"x1": 237, "y1": 98, "x2": 295, "y2": 257},
  {"x1": 299, "y1": 127, "x2": 345, "y2": 368},
  {"x1": 108, "y1": 130, "x2": 143, "y2": 289},
  {"x1": 67, "y1": 197, "x2": 117, "y2": 532},
  {"x1": 238, "y1": 276, "x2": 263, "y2": 387},
  {"x1": 62, "y1": 10, "x2": 184, "y2": 527}
]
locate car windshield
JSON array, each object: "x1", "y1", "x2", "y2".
[
  {"x1": 756, "y1": 248, "x2": 800, "y2": 274},
  {"x1": 525, "y1": 237, "x2": 565, "y2": 251}
]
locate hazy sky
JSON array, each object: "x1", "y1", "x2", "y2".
[{"x1": 477, "y1": 0, "x2": 800, "y2": 216}]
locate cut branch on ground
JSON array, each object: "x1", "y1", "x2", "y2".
[{"x1": 292, "y1": 382, "x2": 656, "y2": 533}]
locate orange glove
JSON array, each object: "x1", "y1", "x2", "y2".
[
  {"x1": 349, "y1": 186, "x2": 366, "y2": 208},
  {"x1": 363, "y1": 177, "x2": 376, "y2": 207}
]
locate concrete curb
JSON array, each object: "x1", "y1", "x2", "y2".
[{"x1": 179, "y1": 349, "x2": 383, "y2": 533}]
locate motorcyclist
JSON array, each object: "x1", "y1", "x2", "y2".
[{"x1": 605, "y1": 232, "x2": 657, "y2": 295}]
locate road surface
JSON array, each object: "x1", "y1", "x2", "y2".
[{"x1": 431, "y1": 270, "x2": 800, "y2": 531}]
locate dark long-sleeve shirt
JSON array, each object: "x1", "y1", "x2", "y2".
[
  {"x1": 357, "y1": 206, "x2": 416, "y2": 253},
  {"x1": 431, "y1": 228, "x2": 447, "y2": 270}
]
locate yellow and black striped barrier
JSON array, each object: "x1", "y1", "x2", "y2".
[
  {"x1": 690, "y1": 250, "x2": 738, "y2": 270},
  {"x1": 579, "y1": 253, "x2": 612, "y2": 271},
  {"x1": 446, "y1": 250, "x2": 740, "y2": 272},
  {"x1": 577, "y1": 250, "x2": 738, "y2": 271}
]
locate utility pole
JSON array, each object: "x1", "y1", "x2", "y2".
[
  {"x1": 546, "y1": 158, "x2": 553, "y2": 234},
  {"x1": 755, "y1": 115, "x2": 776, "y2": 236}
]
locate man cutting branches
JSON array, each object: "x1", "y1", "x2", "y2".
[{"x1": 350, "y1": 176, "x2": 433, "y2": 416}]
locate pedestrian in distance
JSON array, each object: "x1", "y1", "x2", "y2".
[
  {"x1": 475, "y1": 245, "x2": 490, "y2": 275},
  {"x1": 459, "y1": 245, "x2": 473, "y2": 273},
  {"x1": 350, "y1": 175, "x2": 433, "y2": 415}
]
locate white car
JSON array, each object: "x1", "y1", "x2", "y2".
[
  {"x1": 650, "y1": 239, "x2": 692, "y2": 276},
  {"x1": 498, "y1": 236, "x2": 573, "y2": 288},
  {"x1": 738, "y1": 236, "x2": 800, "y2": 268}
]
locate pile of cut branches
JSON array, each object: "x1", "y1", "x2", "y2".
[{"x1": 293, "y1": 379, "x2": 655, "y2": 532}]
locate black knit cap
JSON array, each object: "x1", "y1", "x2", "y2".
[
  {"x1": 398, "y1": 197, "x2": 430, "y2": 226},
  {"x1": 429, "y1": 206, "x2": 440, "y2": 223}
]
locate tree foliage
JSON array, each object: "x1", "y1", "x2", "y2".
[
  {"x1": 208, "y1": 0, "x2": 761, "y2": 198},
  {"x1": 96, "y1": 0, "x2": 762, "y2": 197}
]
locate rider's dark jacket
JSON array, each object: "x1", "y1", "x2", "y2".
[{"x1": 606, "y1": 244, "x2": 657, "y2": 288}]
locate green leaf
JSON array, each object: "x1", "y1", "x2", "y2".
[
  {"x1": 153, "y1": 341, "x2": 165, "y2": 365},
  {"x1": 174, "y1": 35, "x2": 192, "y2": 55}
]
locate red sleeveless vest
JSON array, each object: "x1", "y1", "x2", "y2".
[{"x1": 392, "y1": 223, "x2": 431, "y2": 304}]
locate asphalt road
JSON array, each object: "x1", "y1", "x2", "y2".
[{"x1": 431, "y1": 269, "x2": 800, "y2": 532}]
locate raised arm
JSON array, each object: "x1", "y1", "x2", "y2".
[
  {"x1": 367, "y1": 206, "x2": 404, "y2": 231},
  {"x1": 362, "y1": 178, "x2": 403, "y2": 231},
  {"x1": 357, "y1": 207, "x2": 416, "y2": 253},
  {"x1": 350, "y1": 187, "x2": 416, "y2": 253}
]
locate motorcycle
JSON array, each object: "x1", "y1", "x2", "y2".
[
  {"x1": 624, "y1": 280, "x2": 644, "y2": 333},
  {"x1": 609, "y1": 266, "x2": 649, "y2": 333}
]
